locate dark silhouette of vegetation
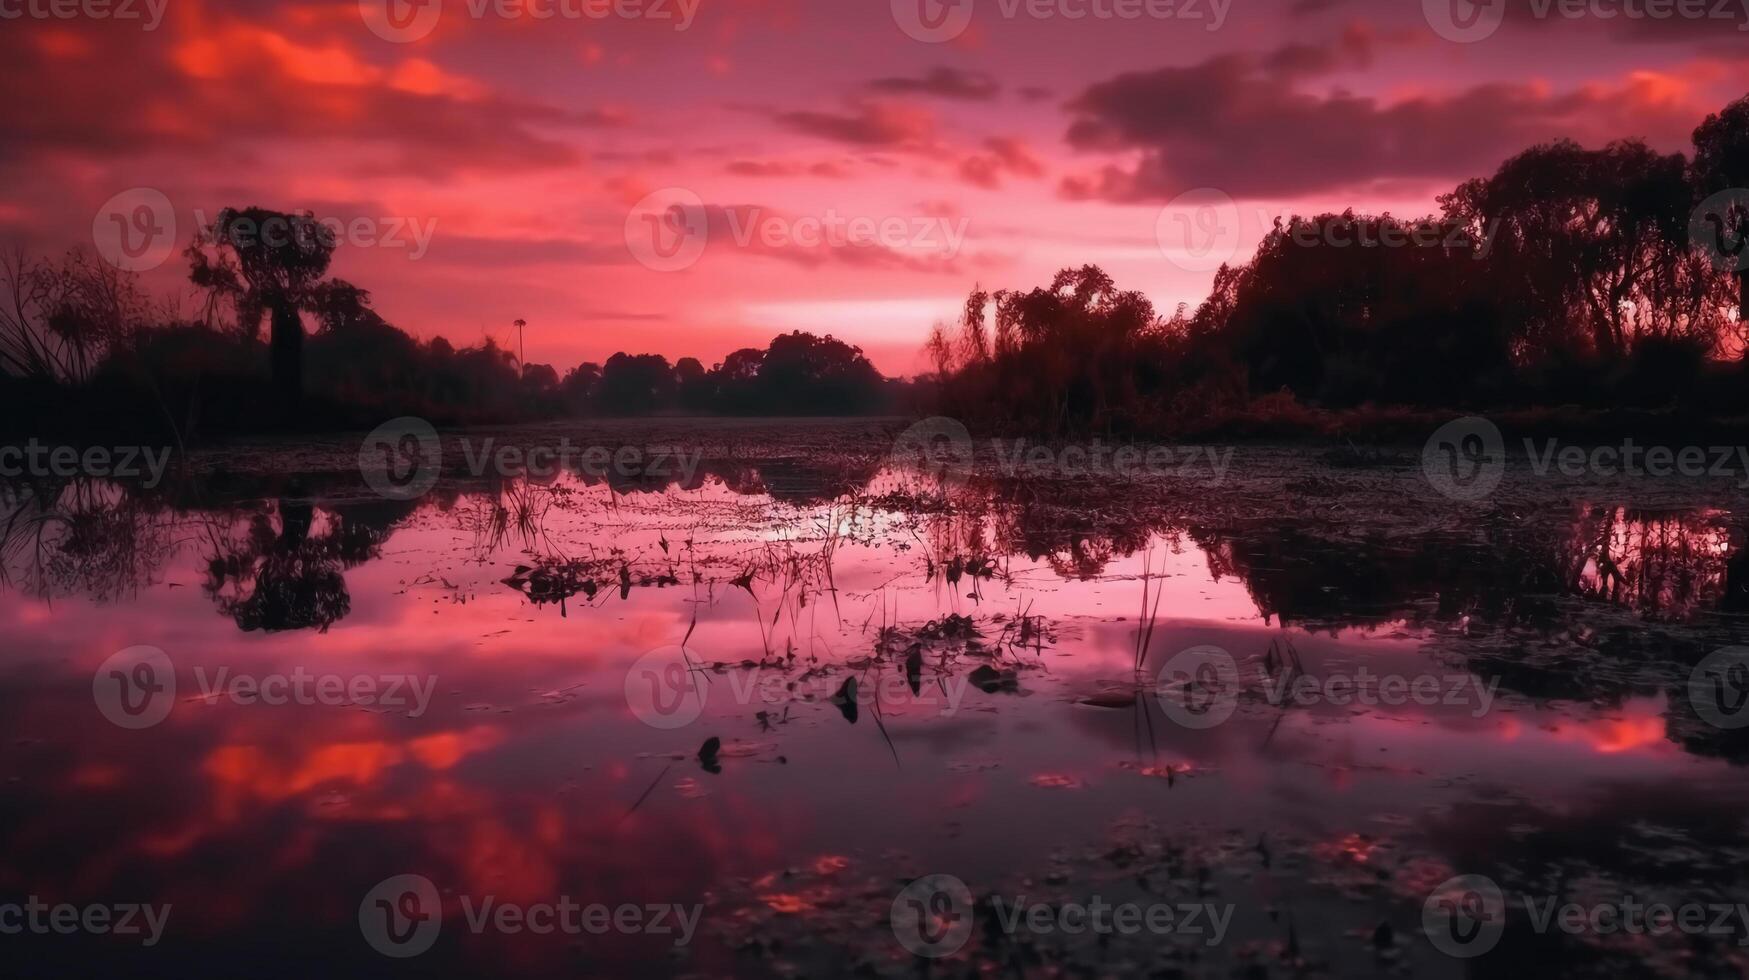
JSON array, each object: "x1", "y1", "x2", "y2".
[
  {"x1": 1, "y1": 211, "x2": 905, "y2": 440},
  {"x1": 934, "y1": 92, "x2": 1749, "y2": 434},
  {"x1": 186, "y1": 207, "x2": 337, "y2": 414},
  {"x1": 1693, "y1": 97, "x2": 1749, "y2": 325},
  {"x1": 9, "y1": 93, "x2": 1749, "y2": 441}
]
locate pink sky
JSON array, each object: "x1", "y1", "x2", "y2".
[{"x1": 4, "y1": 0, "x2": 1748, "y2": 375}]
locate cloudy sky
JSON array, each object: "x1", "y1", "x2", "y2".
[{"x1": 4, "y1": 0, "x2": 1748, "y2": 373}]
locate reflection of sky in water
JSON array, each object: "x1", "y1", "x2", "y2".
[{"x1": 3, "y1": 470, "x2": 1749, "y2": 975}]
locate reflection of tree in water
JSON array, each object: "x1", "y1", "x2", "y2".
[
  {"x1": 1192, "y1": 506, "x2": 1740, "y2": 630},
  {"x1": 993, "y1": 501, "x2": 1162, "y2": 580},
  {"x1": 1564, "y1": 506, "x2": 1730, "y2": 621},
  {"x1": 907, "y1": 478, "x2": 1169, "y2": 580},
  {"x1": 0, "y1": 477, "x2": 182, "y2": 602},
  {"x1": 203, "y1": 498, "x2": 410, "y2": 633}
]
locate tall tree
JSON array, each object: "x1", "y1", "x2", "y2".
[
  {"x1": 1442, "y1": 140, "x2": 1697, "y2": 360},
  {"x1": 186, "y1": 207, "x2": 336, "y2": 412},
  {"x1": 1692, "y1": 95, "x2": 1749, "y2": 331}
]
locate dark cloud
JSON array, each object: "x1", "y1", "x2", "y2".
[
  {"x1": 1491, "y1": 0, "x2": 1749, "y2": 41},
  {"x1": 1061, "y1": 36, "x2": 1707, "y2": 200},
  {"x1": 867, "y1": 66, "x2": 1002, "y2": 100},
  {"x1": 773, "y1": 101, "x2": 936, "y2": 147},
  {"x1": 1262, "y1": 22, "x2": 1378, "y2": 77}
]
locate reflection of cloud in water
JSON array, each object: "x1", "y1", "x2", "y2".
[{"x1": 7, "y1": 443, "x2": 1749, "y2": 974}]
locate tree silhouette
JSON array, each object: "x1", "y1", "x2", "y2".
[
  {"x1": 1692, "y1": 95, "x2": 1749, "y2": 331},
  {"x1": 941, "y1": 265, "x2": 1161, "y2": 434},
  {"x1": 1442, "y1": 140, "x2": 1701, "y2": 361},
  {"x1": 186, "y1": 207, "x2": 336, "y2": 413}
]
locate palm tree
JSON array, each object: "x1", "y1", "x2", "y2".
[{"x1": 186, "y1": 207, "x2": 336, "y2": 413}]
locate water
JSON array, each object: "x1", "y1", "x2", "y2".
[{"x1": 4, "y1": 420, "x2": 1749, "y2": 978}]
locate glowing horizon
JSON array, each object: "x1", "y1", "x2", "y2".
[{"x1": 4, "y1": 0, "x2": 1747, "y2": 375}]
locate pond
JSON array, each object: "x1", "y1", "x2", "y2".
[{"x1": 4, "y1": 419, "x2": 1749, "y2": 978}]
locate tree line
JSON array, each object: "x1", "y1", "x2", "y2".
[
  {"x1": 0, "y1": 208, "x2": 899, "y2": 438},
  {"x1": 930, "y1": 92, "x2": 1749, "y2": 435}
]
